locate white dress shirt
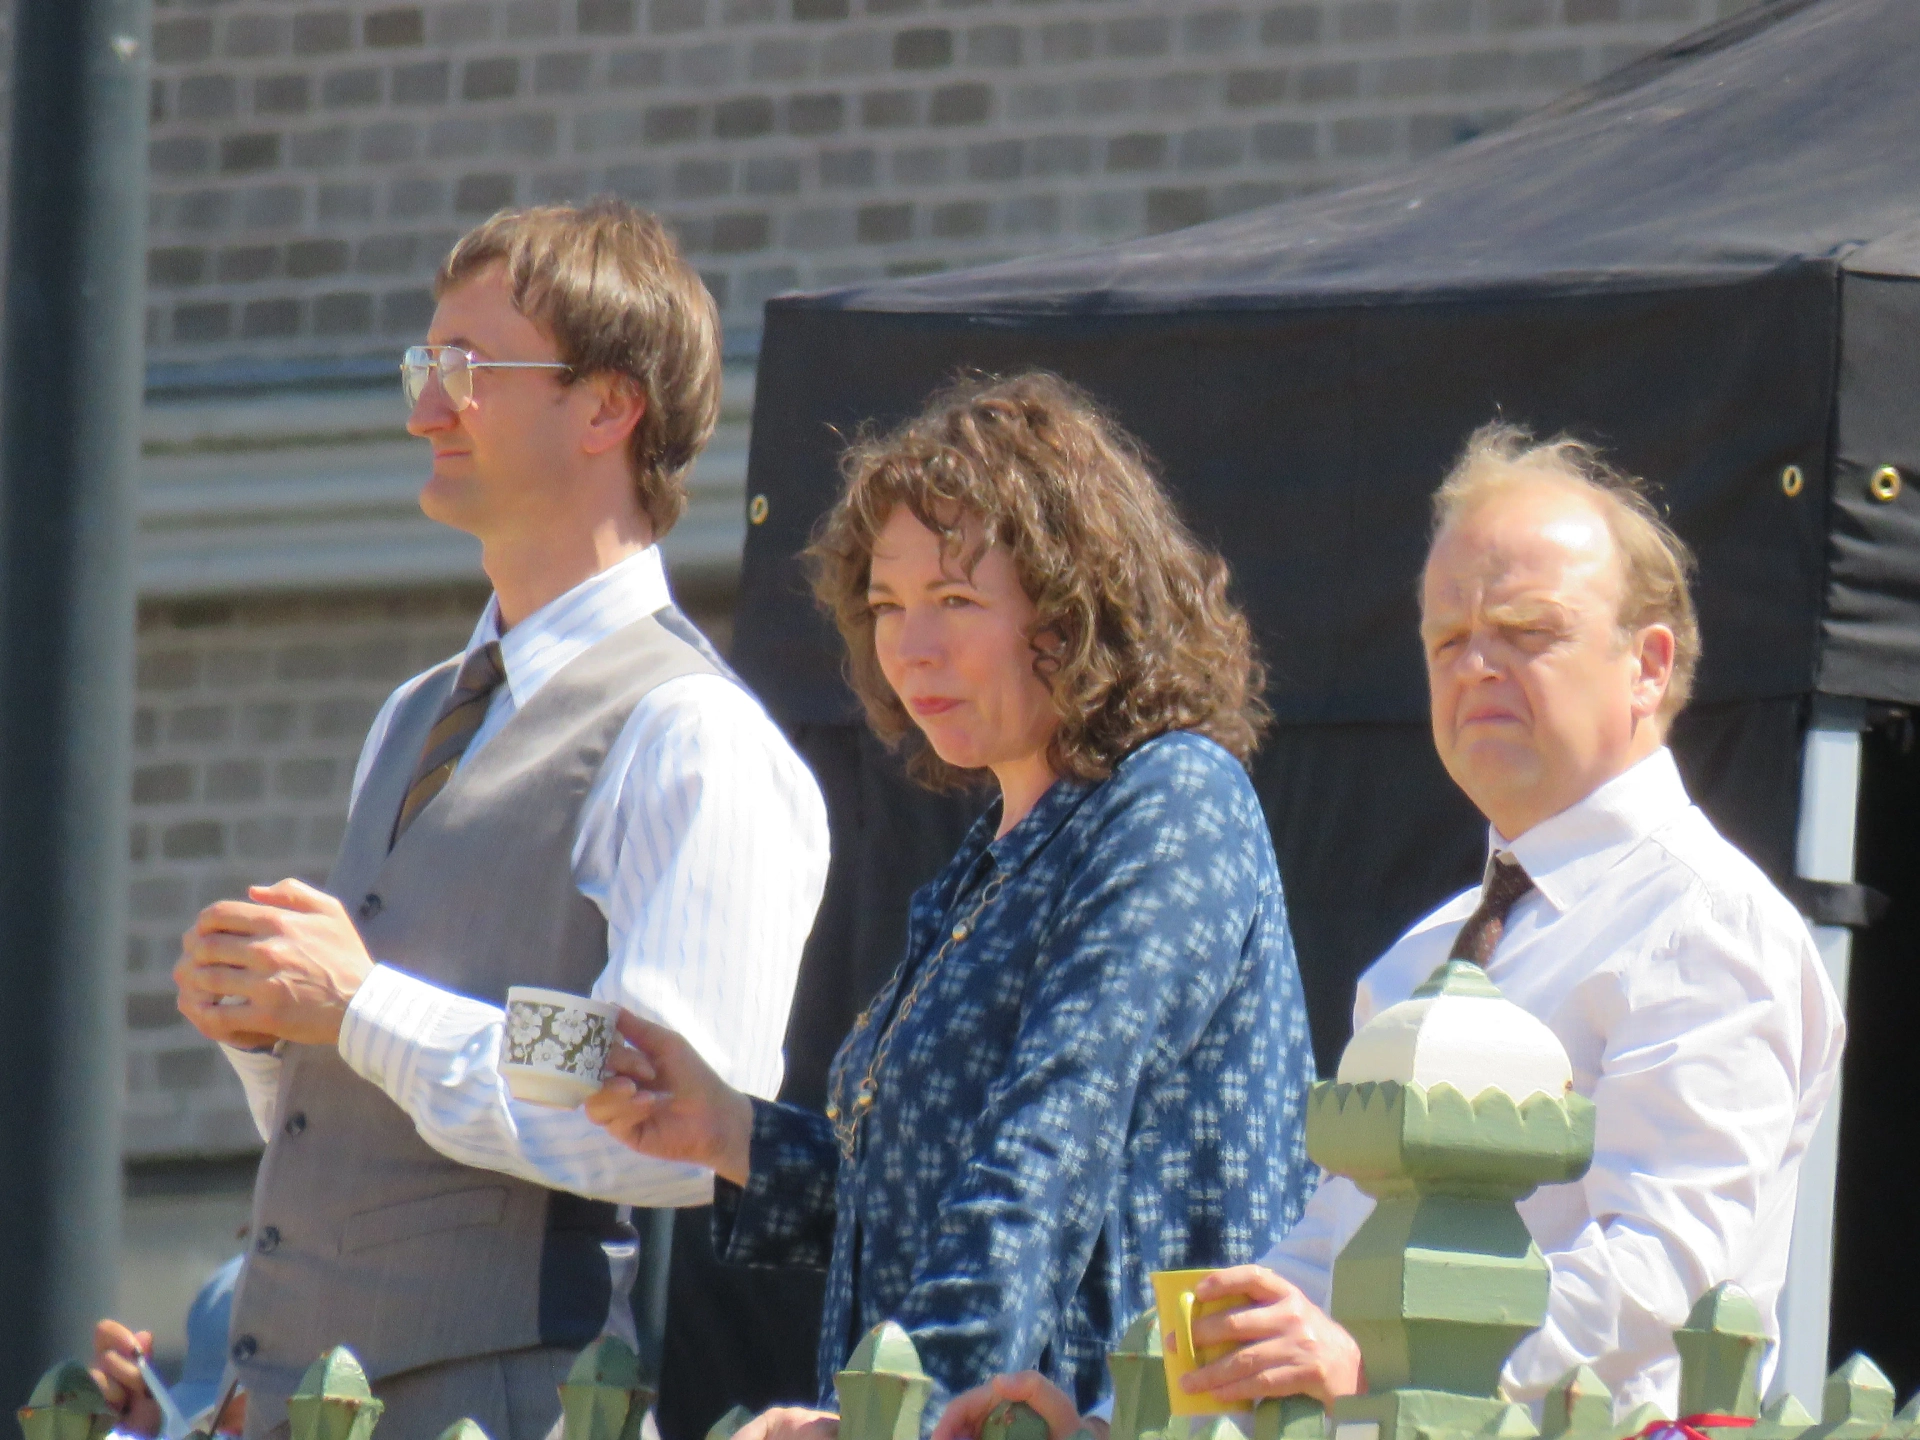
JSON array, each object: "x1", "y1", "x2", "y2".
[
  {"x1": 223, "y1": 546, "x2": 831, "y2": 1207},
  {"x1": 1264, "y1": 747, "x2": 1844, "y2": 1418}
]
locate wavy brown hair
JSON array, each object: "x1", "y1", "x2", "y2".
[{"x1": 810, "y1": 372, "x2": 1270, "y2": 791}]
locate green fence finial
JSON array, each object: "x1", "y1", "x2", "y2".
[
  {"x1": 1312, "y1": 961, "x2": 1594, "y2": 1440},
  {"x1": 16, "y1": 1361, "x2": 115, "y2": 1440},
  {"x1": 1820, "y1": 1355, "x2": 1896, "y2": 1434},
  {"x1": 1752, "y1": 1391, "x2": 1815, "y2": 1438},
  {"x1": 559, "y1": 1335, "x2": 654, "y2": 1440},
  {"x1": 980, "y1": 1401, "x2": 1052, "y2": 1440},
  {"x1": 434, "y1": 1420, "x2": 492, "y2": 1440},
  {"x1": 1107, "y1": 1309, "x2": 1172, "y2": 1440},
  {"x1": 835, "y1": 1323, "x2": 933, "y2": 1440},
  {"x1": 1540, "y1": 1366, "x2": 1611, "y2": 1439},
  {"x1": 705, "y1": 1405, "x2": 755, "y2": 1440},
  {"x1": 1252, "y1": 1394, "x2": 1327, "y2": 1440},
  {"x1": 286, "y1": 1347, "x2": 385, "y2": 1440},
  {"x1": 1674, "y1": 1284, "x2": 1766, "y2": 1420}
]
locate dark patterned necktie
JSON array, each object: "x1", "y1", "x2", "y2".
[
  {"x1": 1448, "y1": 854, "x2": 1535, "y2": 965},
  {"x1": 390, "y1": 641, "x2": 507, "y2": 848}
]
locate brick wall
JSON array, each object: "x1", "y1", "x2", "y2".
[{"x1": 142, "y1": 0, "x2": 1751, "y2": 366}]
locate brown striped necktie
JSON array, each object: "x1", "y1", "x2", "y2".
[
  {"x1": 1448, "y1": 854, "x2": 1535, "y2": 965},
  {"x1": 390, "y1": 641, "x2": 507, "y2": 849}
]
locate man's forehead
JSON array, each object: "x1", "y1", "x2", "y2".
[{"x1": 1423, "y1": 482, "x2": 1622, "y2": 608}]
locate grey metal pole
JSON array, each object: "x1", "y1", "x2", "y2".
[{"x1": 0, "y1": 0, "x2": 152, "y2": 1404}]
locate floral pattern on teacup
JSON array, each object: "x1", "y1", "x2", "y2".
[{"x1": 504, "y1": 1000, "x2": 615, "y2": 1082}]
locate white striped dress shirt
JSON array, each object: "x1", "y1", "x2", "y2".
[{"x1": 222, "y1": 546, "x2": 831, "y2": 1207}]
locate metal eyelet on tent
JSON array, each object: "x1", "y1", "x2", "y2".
[
  {"x1": 1870, "y1": 466, "x2": 1903, "y2": 503},
  {"x1": 1781, "y1": 465, "x2": 1804, "y2": 497},
  {"x1": 748, "y1": 494, "x2": 770, "y2": 524}
]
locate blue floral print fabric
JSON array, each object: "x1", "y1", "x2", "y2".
[{"x1": 712, "y1": 731, "x2": 1319, "y2": 1420}]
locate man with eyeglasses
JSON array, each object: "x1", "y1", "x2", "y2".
[{"x1": 172, "y1": 200, "x2": 830, "y2": 1440}]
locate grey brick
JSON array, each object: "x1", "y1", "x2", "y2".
[
  {"x1": 151, "y1": 137, "x2": 212, "y2": 178},
  {"x1": 675, "y1": 158, "x2": 733, "y2": 196},
  {"x1": 1075, "y1": 76, "x2": 1136, "y2": 117},
  {"x1": 358, "y1": 234, "x2": 420, "y2": 273},
  {"x1": 1634, "y1": 0, "x2": 1699, "y2": 19},
  {"x1": 287, "y1": 239, "x2": 351, "y2": 279},
  {"x1": 134, "y1": 706, "x2": 160, "y2": 749},
  {"x1": 314, "y1": 292, "x2": 375, "y2": 335},
  {"x1": 821, "y1": 30, "x2": 886, "y2": 75},
  {"x1": 433, "y1": 2, "x2": 498, "y2": 42},
  {"x1": 204, "y1": 646, "x2": 267, "y2": 687},
  {"x1": 1336, "y1": 1, "x2": 1399, "y2": 41},
  {"x1": 149, "y1": 247, "x2": 206, "y2": 287},
  {"x1": 323, "y1": 68, "x2": 383, "y2": 108},
  {"x1": 151, "y1": 80, "x2": 167, "y2": 125},
  {"x1": 218, "y1": 246, "x2": 278, "y2": 283},
  {"x1": 367, "y1": 8, "x2": 427, "y2": 45},
  {"x1": 893, "y1": 28, "x2": 953, "y2": 69},
  {"x1": 580, "y1": 0, "x2": 639, "y2": 31},
  {"x1": 500, "y1": 113, "x2": 559, "y2": 155},
  {"x1": 891, "y1": 144, "x2": 949, "y2": 184},
  {"x1": 1332, "y1": 115, "x2": 1394, "y2": 155},
  {"x1": 928, "y1": 82, "x2": 990, "y2": 124},
  {"x1": 1411, "y1": 0, "x2": 1472, "y2": 31},
  {"x1": 1040, "y1": 21, "x2": 1093, "y2": 62},
  {"x1": 608, "y1": 48, "x2": 667, "y2": 86},
  {"x1": 174, "y1": 302, "x2": 233, "y2": 342},
  {"x1": 605, "y1": 162, "x2": 665, "y2": 198},
  {"x1": 1145, "y1": 186, "x2": 1207, "y2": 232},
  {"x1": 1004, "y1": 193, "x2": 1059, "y2": 234},
  {"x1": 1147, "y1": 71, "x2": 1210, "y2": 114},
  {"x1": 644, "y1": 104, "x2": 701, "y2": 142},
  {"x1": 394, "y1": 61, "x2": 452, "y2": 104},
  {"x1": 1260, "y1": 4, "x2": 1322, "y2": 44},
  {"x1": 725, "y1": 0, "x2": 779, "y2": 18},
  {"x1": 821, "y1": 146, "x2": 877, "y2": 186},
  {"x1": 509, "y1": 0, "x2": 568, "y2": 34},
  {"x1": 1183, "y1": 9, "x2": 1246, "y2": 52},
  {"x1": 455, "y1": 172, "x2": 518, "y2": 213},
  {"x1": 128, "y1": 991, "x2": 182, "y2": 1031},
  {"x1": 291, "y1": 127, "x2": 353, "y2": 167},
  {"x1": 869, "y1": 0, "x2": 926, "y2": 13},
  {"x1": 166, "y1": 704, "x2": 229, "y2": 744},
  {"x1": 738, "y1": 266, "x2": 800, "y2": 308},
  {"x1": 133, "y1": 764, "x2": 194, "y2": 805},
  {"x1": 242, "y1": 702, "x2": 298, "y2": 743},
  {"x1": 156, "y1": 1049, "x2": 222, "y2": 1092},
  {"x1": 1297, "y1": 61, "x2": 1359, "y2": 99},
  {"x1": 172, "y1": 190, "x2": 234, "y2": 232},
  {"x1": 1378, "y1": 55, "x2": 1441, "y2": 96},
  {"x1": 1488, "y1": 0, "x2": 1549, "y2": 26},
  {"x1": 862, "y1": 89, "x2": 918, "y2": 126},
  {"x1": 651, "y1": 0, "x2": 708, "y2": 31},
  {"x1": 1106, "y1": 17, "x2": 1170, "y2": 57},
  {"x1": 750, "y1": 38, "x2": 811, "y2": 80},
  {"x1": 856, "y1": 202, "x2": 912, "y2": 243},
  {"x1": 1518, "y1": 47, "x2": 1584, "y2": 87},
  {"x1": 222, "y1": 134, "x2": 281, "y2": 174},
  {"x1": 155, "y1": 18, "x2": 214, "y2": 63},
  {"x1": 966, "y1": 24, "x2": 1021, "y2": 66},
  {"x1": 966, "y1": 138, "x2": 1022, "y2": 180},
  {"x1": 715, "y1": 95, "x2": 776, "y2": 137},
  {"x1": 242, "y1": 298, "x2": 302, "y2": 337},
  {"x1": 293, "y1": 11, "x2": 354, "y2": 54},
  {"x1": 464, "y1": 57, "x2": 522, "y2": 100},
  {"x1": 255, "y1": 74, "x2": 312, "y2": 114},
  {"x1": 179, "y1": 74, "x2": 237, "y2": 120},
  {"x1": 744, "y1": 155, "x2": 803, "y2": 194},
  {"x1": 206, "y1": 760, "x2": 266, "y2": 802},
  {"x1": 383, "y1": 288, "x2": 437, "y2": 332},
  {"x1": 1227, "y1": 69, "x2": 1288, "y2": 106},
  {"x1": 1030, "y1": 133, "x2": 1091, "y2": 175},
  {"x1": 130, "y1": 877, "x2": 192, "y2": 923},
  {"x1": 1447, "y1": 49, "x2": 1513, "y2": 91},
  {"x1": 236, "y1": 816, "x2": 301, "y2": 860},
  {"x1": 535, "y1": 52, "x2": 593, "y2": 94},
  {"x1": 795, "y1": 0, "x2": 850, "y2": 16},
  {"x1": 789, "y1": 92, "x2": 846, "y2": 134},
  {"x1": 931, "y1": 199, "x2": 989, "y2": 238},
  {"x1": 428, "y1": 119, "x2": 486, "y2": 161},
  {"x1": 1106, "y1": 132, "x2": 1167, "y2": 171},
  {"x1": 713, "y1": 212, "x2": 772, "y2": 252},
  {"x1": 1566, "y1": 0, "x2": 1623, "y2": 20},
  {"x1": 1179, "y1": 125, "x2": 1243, "y2": 169},
  {"x1": 243, "y1": 186, "x2": 305, "y2": 229},
  {"x1": 225, "y1": 15, "x2": 289, "y2": 57}
]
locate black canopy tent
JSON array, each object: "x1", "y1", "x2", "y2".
[{"x1": 658, "y1": 0, "x2": 1920, "y2": 1430}]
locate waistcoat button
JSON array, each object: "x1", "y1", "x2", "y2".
[
  {"x1": 283, "y1": 1111, "x2": 306, "y2": 1136},
  {"x1": 231, "y1": 1335, "x2": 257, "y2": 1362},
  {"x1": 256, "y1": 1226, "x2": 281, "y2": 1254},
  {"x1": 357, "y1": 893, "x2": 382, "y2": 920}
]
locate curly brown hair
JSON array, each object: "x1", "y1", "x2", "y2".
[{"x1": 809, "y1": 372, "x2": 1271, "y2": 791}]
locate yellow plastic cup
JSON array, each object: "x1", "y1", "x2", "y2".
[{"x1": 1150, "y1": 1268, "x2": 1250, "y2": 1417}]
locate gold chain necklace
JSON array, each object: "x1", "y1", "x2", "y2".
[{"x1": 827, "y1": 871, "x2": 1008, "y2": 1161}]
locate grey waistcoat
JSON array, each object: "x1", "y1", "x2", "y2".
[{"x1": 228, "y1": 609, "x2": 724, "y2": 1424}]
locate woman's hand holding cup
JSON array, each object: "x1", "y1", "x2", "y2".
[{"x1": 585, "y1": 1009, "x2": 755, "y2": 1187}]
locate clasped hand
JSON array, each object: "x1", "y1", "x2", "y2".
[{"x1": 174, "y1": 878, "x2": 375, "y2": 1049}]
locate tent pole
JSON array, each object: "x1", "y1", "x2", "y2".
[{"x1": 1772, "y1": 698, "x2": 1864, "y2": 1404}]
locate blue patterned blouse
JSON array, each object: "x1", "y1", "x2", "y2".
[{"x1": 712, "y1": 731, "x2": 1319, "y2": 1420}]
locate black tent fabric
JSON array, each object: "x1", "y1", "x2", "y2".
[{"x1": 659, "y1": 0, "x2": 1920, "y2": 1431}]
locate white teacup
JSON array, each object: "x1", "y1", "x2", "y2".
[{"x1": 501, "y1": 986, "x2": 620, "y2": 1108}]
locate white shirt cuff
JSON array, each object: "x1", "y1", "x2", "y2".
[{"x1": 339, "y1": 962, "x2": 493, "y2": 1093}]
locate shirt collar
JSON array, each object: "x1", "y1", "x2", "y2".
[
  {"x1": 1498, "y1": 746, "x2": 1693, "y2": 914},
  {"x1": 948, "y1": 772, "x2": 1098, "y2": 889},
  {"x1": 464, "y1": 547, "x2": 672, "y2": 709}
]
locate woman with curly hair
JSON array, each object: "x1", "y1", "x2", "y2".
[{"x1": 585, "y1": 372, "x2": 1319, "y2": 1438}]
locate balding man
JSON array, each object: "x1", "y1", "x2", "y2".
[{"x1": 936, "y1": 423, "x2": 1845, "y2": 1436}]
